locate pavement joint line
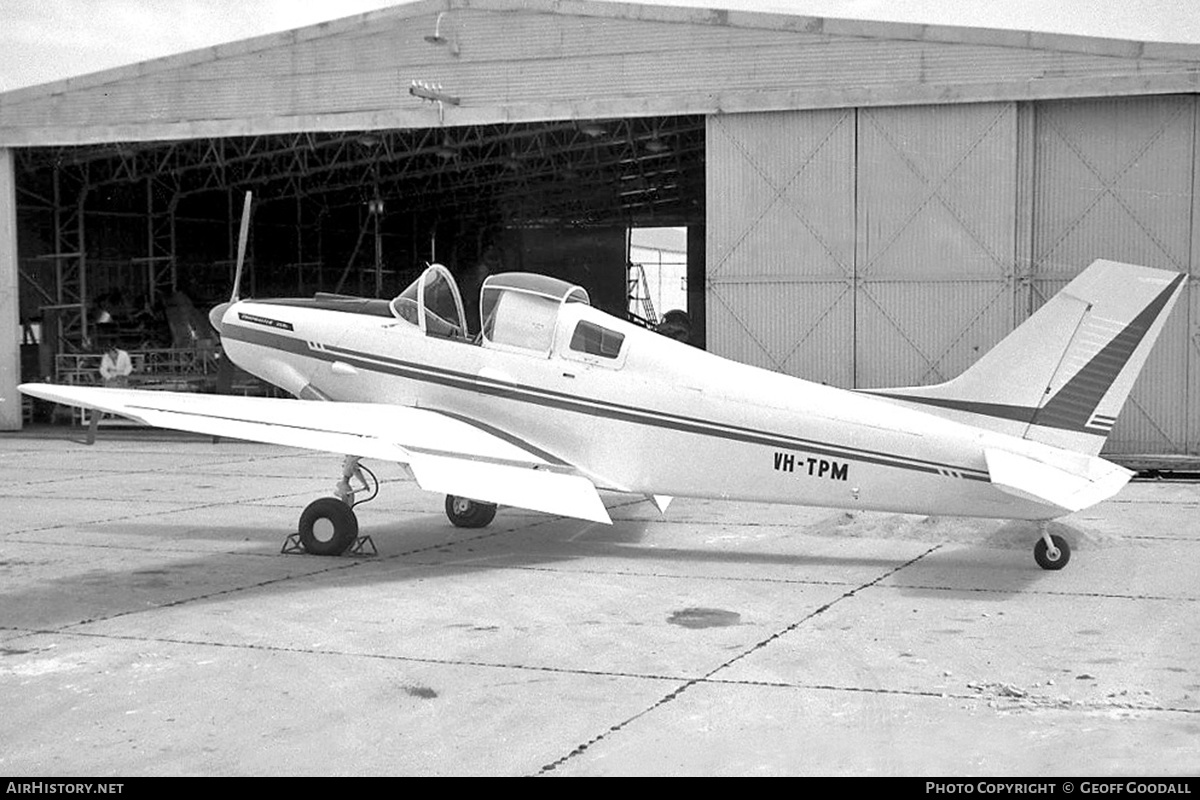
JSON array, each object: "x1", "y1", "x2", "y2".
[
  {"x1": 701, "y1": 677, "x2": 1200, "y2": 715},
  {"x1": 0, "y1": 514, "x2": 560, "y2": 632},
  {"x1": 0, "y1": 490, "x2": 336, "y2": 537},
  {"x1": 0, "y1": 537, "x2": 304, "y2": 558},
  {"x1": 1124, "y1": 534, "x2": 1200, "y2": 541},
  {"x1": 71, "y1": 504, "x2": 538, "y2": 612},
  {"x1": 6, "y1": 497, "x2": 1193, "y2": 605},
  {"x1": 0, "y1": 624, "x2": 698, "y2": 684},
  {"x1": 405, "y1": 559, "x2": 862, "y2": 587},
  {"x1": 883, "y1": 583, "x2": 1198, "y2": 602},
  {"x1": 9, "y1": 517, "x2": 1189, "y2": 604},
  {"x1": 5, "y1": 461, "x2": 386, "y2": 474},
  {"x1": 399, "y1": 558, "x2": 1199, "y2": 602},
  {"x1": 534, "y1": 542, "x2": 945, "y2": 775},
  {"x1": 2, "y1": 623, "x2": 1197, "y2": 718}
]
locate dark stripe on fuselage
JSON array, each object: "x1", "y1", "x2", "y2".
[
  {"x1": 220, "y1": 320, "x2": 991, "y2": 482},
  {"x1": 860, "y1": 394, "x2": 1039, "y2": 425},
  {"x1": 256, "y1": 295, "x2": 394, "y2": 318}
]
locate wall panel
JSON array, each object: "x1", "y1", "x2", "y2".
[
  {"x1": 706, "y1": 110, "x2": 856, "y2": 386},
  {"x1": 855, "y1": 103, "x2": 1017, "y2": 388}
]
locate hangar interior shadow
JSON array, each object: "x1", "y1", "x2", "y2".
[{"x1": 15, "y1": 116, "x2": 707, "y2": 376}]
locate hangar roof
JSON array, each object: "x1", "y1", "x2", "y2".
[{"x1": 3, "y1": 0, "x2": 1200, "y2": 148}]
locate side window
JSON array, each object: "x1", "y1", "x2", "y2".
[{"x1": 570, "y1": 321, "x2": 624, "y2": 359}]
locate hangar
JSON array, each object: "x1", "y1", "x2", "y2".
[{"x1": 1, "y1": 0, "x2": 1199, "y2": 462}]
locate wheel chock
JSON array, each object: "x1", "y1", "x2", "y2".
[{"x1": 280, "y1": 532, "x2": 376, "y2": 556}]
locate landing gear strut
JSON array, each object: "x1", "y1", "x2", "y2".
[
  {"x1": 285, "y1": 456, "x2": 378, "y2": 556},
  {"x1": 1034, "y1": 522, "x2": 1070, "y2": 570}
]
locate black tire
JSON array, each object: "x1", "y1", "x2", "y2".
[
  {"x1": 1034, "y1": 534, "x2": 1071, "y2": 571},
  {"x1": 298, "y1": 497, "x2": 359, "y2": 556},
  {"x1": 445, "y1": 495, "x2": 497, "y2": 529}
]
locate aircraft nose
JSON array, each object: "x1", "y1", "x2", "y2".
[{"x1": 208, "y1": 302, "x2": 232, "y2": 335}]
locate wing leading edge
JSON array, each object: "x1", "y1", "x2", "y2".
[{"x1": 18, "y1": 384, "x2": 611, "y2": 525}]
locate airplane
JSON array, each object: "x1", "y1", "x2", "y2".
[{"x1": 17, "y1": 218, "x2": 1187, "y2": 571}]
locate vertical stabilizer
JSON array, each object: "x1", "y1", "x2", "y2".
[{"x1": 866, "y1": 260, "x2": 1187, "y2": 456}]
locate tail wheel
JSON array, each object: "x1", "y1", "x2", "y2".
[
  {"x1": 445, "y1": 495, "x2": 497, "y2": 529},
  {"x1": 299, "y1": 497, "x2": 359, "y2": 556},
  {"x1": 1034, "y1": 534, "x2": 1071, "y2": 571}
]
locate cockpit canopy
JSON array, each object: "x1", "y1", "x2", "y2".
[
  {"x1": 391, "y1": 266, "x2": 592, "y2": 356},
  {"x1": 480, "y1": 273, "x2": 589, "y2": 355}
]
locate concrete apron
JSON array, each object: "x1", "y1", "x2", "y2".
[{"x1": 0, "y1": 433, "x2": 1196, "y2": 776}]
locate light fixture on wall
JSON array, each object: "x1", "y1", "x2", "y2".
[
  {"x1": 576, "y1": 120, "x2": 606, "y2": 138},
  {"x1": 424, "y1": 12, "x2": 460, "y2": 56},
  {"x1": 644, "y1": 121, "x2": 669, "y2": 154},
  {"x1": 644, "y1": 136, "x2": 669, "y2": 154},
  {"x1": 434, "y1": 136, "x2": 458, "y2": 160},
  {"x1": 501, "y1": 151, "x2": 522, "y2": 172},
  {"x1": 409, "y1": 80, "x2": 461, "y2": 123}
]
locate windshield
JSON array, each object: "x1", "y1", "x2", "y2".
[
  {"x1": 391, "y1": 282, "x2": 421, "y2": 326},
  {"x1": 389, "y1": 264, "x2": 468, "y2": 339}
]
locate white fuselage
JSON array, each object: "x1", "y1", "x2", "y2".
[{"x1": 219, "y1": 298, "x2": 1067, "y2": 521}]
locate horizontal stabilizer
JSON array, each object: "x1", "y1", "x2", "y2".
[{"x1": 984, "y1": 447, "x2": 1133, "y2": 514}]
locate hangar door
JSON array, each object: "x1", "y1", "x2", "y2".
[
  {"x1": 708, "y1": 103, "x2": 1017, "y2": 391},
  {"x1": 1030, "y1": 96, "x2": 1196, "y2": 456},
  {"x1": 707, "y1": 109, "x2": 857, "y2": 387}
]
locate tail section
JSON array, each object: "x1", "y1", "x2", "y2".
[{"x1": 867, "y1": 260, "x2": 1187, "y2": 456}]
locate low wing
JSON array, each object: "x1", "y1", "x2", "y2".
[{"x1": 18, "y1": 384, "x2": 611, "y2": 524}]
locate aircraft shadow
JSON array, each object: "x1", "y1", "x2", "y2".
[{"x1": 3, "y1": 509, "x2": 1091, "y2": 633}]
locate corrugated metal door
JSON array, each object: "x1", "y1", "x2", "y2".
[
  {"x1": 706, "y1": 110, "x2": 856, "y2": 386},
  {"x1": 708, "y1": 104, "x2": 1017, "y2": 390},
  {"x1": 1031, "y1": 96, "x2": 1195, "y2": 455},
  {"x1": 855, "y1": 103, "x2": 1017, "y2": 388},
  {"x1": 706, "y1": 100, "x2": 1197, "y2": 457},
  {"x1": 1192, "y1": 284, "x2": 1200, "y2": 455}
]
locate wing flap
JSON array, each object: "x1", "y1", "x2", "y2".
[
  {"x1": 409, "y1": 454, "x2": 611, "y2": 525},
  {"x1": 984, "y1": 447, "x2": 1133, "y2": 514}
]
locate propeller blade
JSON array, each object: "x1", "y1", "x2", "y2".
[{"x1": 230, "y1": 190, "x2": 252, "y2": 303}]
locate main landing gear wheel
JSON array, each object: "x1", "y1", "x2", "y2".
[
  {"x1": 445, "y1": 495, "x2": 497, "y2": 529},
  {"x1": 1034, "y1": 533, "x2": 1071, "y2": 571},
  {"x1": 298, "y1": 497, "x2": 360, "y2": 556}
]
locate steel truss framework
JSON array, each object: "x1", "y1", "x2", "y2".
[{"x1": 15, "y1": 115, "x2": 704, "y2": 350}]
